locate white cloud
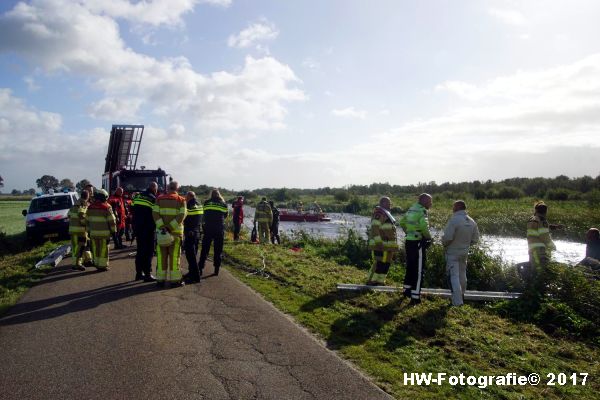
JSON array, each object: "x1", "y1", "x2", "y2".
[
  {"x1": 24, "y1": 76, "x2": 40, "y2": 91},
  {"x1": 302, "y1": 57, "x2": 320, "y2": 70},
  {"x1": 0, "y1": 2, "x2": 304, "y2": 131},
  {"x1": 488, "y1": 8, "x2": 528, "y2": 26},
  {"x1": 88, "y1": 97, "x2": 143, "y2": 120},
  {"x1": 228, "y1": 21, "x2": 279, "y2": 49},
  {"x1": 331, "y1": 107, "x2": 367, "y2": 120},
  {"x1": 81, "y1": 0, "x2": 230, "y2": 27}
]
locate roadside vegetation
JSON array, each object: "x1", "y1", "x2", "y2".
[
  {"x1": 0, "y1": 198, "x2": 66, "y2": 315},
  {"x1": 223, "y1": 236, "x2": 599, "y2": 399}
]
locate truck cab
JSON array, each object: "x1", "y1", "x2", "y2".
[{"x1": 22, "y1": 191, "x2": 79, "y2": 241}]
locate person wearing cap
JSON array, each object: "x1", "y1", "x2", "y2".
[
  {"x1": 68, "y1": 189, "x2": 92, "y2": 271},
  {"x1": 198, "y1": 189, "x2": 229, "y2": 276},
  {"x1": 442, "y1": 200, "x2": 480, "y2": 306},
  {"x1": 153, "y1": 180, "x2": 187, "y2": 287},
  {"x1": 232, "y1": 196, "x2": 244, "y2": 241},
  {"x1": 183, "y1": 191, "x2": 203, "y2": 283},
  {"x1": 86, "y1": 189, "x2": 117, "y2": 271},
  {"x1": 526, "y1": 201, "x2": 562, "y2": 281},
  {"x1": 254, "y1": 197, "x2": 273, "y2": 244},
  {"x1": 366, "y1": 196, "x2": 398, "y2": 286},
  {"x1": 399, "y1": 193, "x2": 433, "y2": 305}
]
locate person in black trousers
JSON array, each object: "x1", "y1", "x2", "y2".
[
  {"x1": 269, "y1": 200, "x2": 280, "y2": 244},
  {"x1": 183, "y1": 191, "x2": 203, "y2": 283},
  {"x1": 131, "y1": 182, "x2": 158, "y2": 282},
  {"x1": 198, "y1": 189, "x2": 229, "y2": 276}
]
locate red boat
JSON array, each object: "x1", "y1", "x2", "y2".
[{"x1": 279, "y1": 209, "x2": 331, "y2": 222}]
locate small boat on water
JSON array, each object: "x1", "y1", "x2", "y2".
[{"x1": 279, "y1": 209, "x2": 331, "y2": 222}]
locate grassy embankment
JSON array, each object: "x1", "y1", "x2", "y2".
[
  {"x1": 222, "y1": 237, "x2": 599, "y2": 399},
  {"x1": 0, "y1": 199, "x2": 65, "y2": 315}
]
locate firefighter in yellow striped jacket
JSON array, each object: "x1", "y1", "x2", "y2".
[
  {"x1": 152, "y1": 181, "x2": 187, "y2": 287},
  {"x1": 254, "y1": 197, "x2": 273, "y2": 244},
  {"x1": 86, "y1": 189, "x2": 117, "y2": 271},
  {"x1": 527, "y1": 202, "x2": 561, "y2": 274},
  {"x1": 68, "y1": 189, "x2": 92, "y2": 270},
  {"x1": 366, "y1": 197, "x2": 399, "y2": 285}
]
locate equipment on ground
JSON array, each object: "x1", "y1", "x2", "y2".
[
  {"x1": 35, "y1": 244, "x2": 72, "y2": 268},
  {"x1": 336, "y1": 283, "x2": 522, "y2": 301},
  {"x1": 102, "y1": 125, "x2": 168, "y2": 196}
]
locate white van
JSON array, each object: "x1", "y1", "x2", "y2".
[{"x1": 22, "y1": 191, "x2": 79, "y2": 241}]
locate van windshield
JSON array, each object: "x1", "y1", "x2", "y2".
[{"x1": 29, "y1": 196, "x2": 73, "y2": 213}]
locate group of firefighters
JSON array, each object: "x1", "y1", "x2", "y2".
[{"x1": 68, "y1": 184, "x2": 599, "y2": 300}]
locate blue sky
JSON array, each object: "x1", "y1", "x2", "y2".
[{"x1": 1, "y1": 0, "x2": 600, "y2": 191}]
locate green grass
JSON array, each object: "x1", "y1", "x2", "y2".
[
  {"x1": 223, "y1": 241, "x2": 599, "y2": 399},
  {"x1": 0, "y1": 240, "x2": 63, "y2": 315},
  {"x1": 0, "y1": 200, "x2": 28, "y2": 236}
]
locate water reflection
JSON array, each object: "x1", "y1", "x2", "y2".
[{"x1": 242, "y1": 207, "x2": 586, "y2": 265}]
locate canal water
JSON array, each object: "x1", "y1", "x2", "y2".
[{"x1": 242, "y1": 207, "x2": 586, "y2": 266}]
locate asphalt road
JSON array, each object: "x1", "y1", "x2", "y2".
[{"x1": 0, "y1": 245, "x2": 392, "y2": 400}]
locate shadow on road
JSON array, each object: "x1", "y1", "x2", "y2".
[{"x1": 0, "y1": 281, "x2": 156, "y2": 326}]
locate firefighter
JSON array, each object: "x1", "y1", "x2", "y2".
[
  {"x1": 124, "y1": 194, "x2": 134, "y2": 242},
  {"x1": 68, "y1": 189, "x2": 92, "y2": 271},
  {"x1": 152, "y1": 180, "x2": 187, "y2": 287},
  {"x1": 232, "y1": 196, "x2": 244, "y2": 241},
  {"x1": 198, "y1": 189, "x2": 229, "y2": 276},
  {"x1": 366, "y1": 196, "x2": 398, "y2": 286},
  {"x1": 442, "y1": 200, "x2": 480, "y2": 306},
  {"x1": 268, "y1": 200, "x2": 280, "y2": 244},
  {"x1": 526, "y1": 202, "x2": 562, "y2": 286},
  {"x1": 86, "y1": 189, "x2": 117, "y2": 271},
  {"x1": 108, "y1": 187, "x2": 126, "y2": 249},
  {"x1": 254, "y1": 197, "x2": 272, "y2": 244},
  {"x1": 132, "y1": 182, "x2": 158, "y2": 281},
  {"x1": 183, "y1": 191, "x2": 203, "y2": 283},
  {"x1": 399, "y1": 193, "x2": 432, "y2": 305},
  {"x1": 84, "y1": 184, "x2": 95, "y2": 205}
]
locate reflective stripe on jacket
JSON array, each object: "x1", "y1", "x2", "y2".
[
  {"x1": 203, "y1": 199, "x2": 228, "y2": 231},
  {"x1": 68, "y1": 199, "x2": 88, "y2": 235},
  {"x1": 153, "y1": 192, "x2": 187, "y2": 237},
  {"x1": 368, "y1": 206, "x2": 398, "y2": 252},
  {"x1": 132, "y1": 190, "x2": 156, "y2": 231},
  {"x1": 254, "y1": 201, "x2": 273, "y2": 225},
  {"x1": 399, "y1": 203, "x2": 431, "y2": 241},
  {"x1": 184, "y1": 199, "x2": 203, "y2": 233},
  {"x1": 527, "y1": 214, "x2": 555, "y2": 252},
  {"x1": 86, "y1": 201, "x2": 116, "y2": 238}
]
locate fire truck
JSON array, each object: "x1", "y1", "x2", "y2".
[{"x1": 102, "y1": 124, "x2": 168, "y2": 196}]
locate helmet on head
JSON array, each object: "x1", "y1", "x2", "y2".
[
  {"x1": 94, "y1": 189, "x2": 109, "y2": 202},
  {"x1": 534, "y1": 201, "x2": 548, "y2": 214}
]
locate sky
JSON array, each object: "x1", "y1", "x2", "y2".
[{"x1": 1, "y1": 0, "x2": 600, "y2": 191}]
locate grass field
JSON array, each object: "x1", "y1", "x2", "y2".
[
  {"x1": 223, "y1": 241, "x2": 599, "y2": 399},
  {"x1": 0, "y1": 200, "x2": 29, "y2": 236}
]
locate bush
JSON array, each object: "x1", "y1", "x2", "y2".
[
  {"x1": 546, "y1": 188, "x2": 573, "y2": 201},
  {"x1": 333, "y1": 190, "x2": 350, "y2": 202},
  {"x1": 343, "y1": 196, "x2": 370, "y2": 214}
]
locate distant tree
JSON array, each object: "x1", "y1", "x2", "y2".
[
  {"x1": 25, "y1": 188, "x2": 36, "y2": 195},
  {"x1": 0, "y1": 175, "x2": 3, "y2": 188},
  {"x1": 59, "y1": 178, "x2": 75, "y2": 191},
  {"x1": 76, "y1": 179, "x2": 92, "y2": 192},
  {"x1": 273, "y1": 188, "x2": 290, "y2": 202},
  {"x1": 11, "y1": 189, "x2": 21, "y2": 195},
  {"x1": 36, "y1": 175, "x2": 59, "y2": 192}
]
